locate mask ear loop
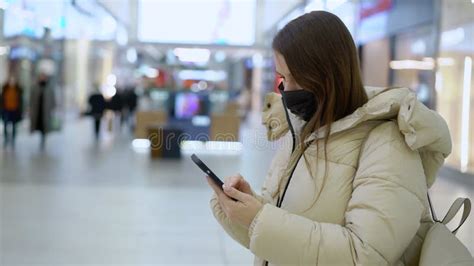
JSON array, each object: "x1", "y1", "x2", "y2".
[{"x1": 278, "y1": 81, "x2": 285, "y2": 92}]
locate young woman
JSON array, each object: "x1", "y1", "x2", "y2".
[{"x1": 208, "y1": 11, "x2": 451, "y2": 265}]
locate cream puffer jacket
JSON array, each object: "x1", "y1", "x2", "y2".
[{"x1": 210, "y1": 87, "x2": 452, "y2": 265}]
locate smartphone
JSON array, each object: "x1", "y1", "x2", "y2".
[{"x1": 191, "y1": 154, "x2": 224, "y2": 189}]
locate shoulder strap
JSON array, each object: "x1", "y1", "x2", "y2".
[
  {"x1": 428, "y1": 193, "x2": 471, "y2": 235},
  {"x1": 427, "y1": 193, "x2": 439, "y2": 222}
]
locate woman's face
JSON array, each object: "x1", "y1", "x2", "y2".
[{"x1": 274, "y1": 51, "x2": 301, "y2": 92}]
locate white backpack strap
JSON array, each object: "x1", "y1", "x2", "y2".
[
  {"x1": 441, "y1": 197, "x2": 471, "y2": 235},
  {"x1": 427, "y1": 193, "x2": 471, "y2": 235}
]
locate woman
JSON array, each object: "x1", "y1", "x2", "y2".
[
  {"x1": 30, "y1": 73, "x2": 56, "y2": 150},
  {"x1": 207, "y1": 11, "x2": 451, "y2": 265},
  {"x1": 1, "y1": 75, "x2": 23, "y2": 148}
]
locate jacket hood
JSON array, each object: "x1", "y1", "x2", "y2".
[{"x1": 262, "y1": 87, "x2": 452, "y2": 187}]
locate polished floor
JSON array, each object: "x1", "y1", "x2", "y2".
[{"x1": 1, "y1": 114, "x2": 473, "y2": 265}]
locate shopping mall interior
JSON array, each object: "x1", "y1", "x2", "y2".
[{"x1": 0, "y1": 0, "x2": 473, "y2": 265}]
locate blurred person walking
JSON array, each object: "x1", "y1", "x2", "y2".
[
  {"x1": 1, "y1": 75, "x2": 23, "y2": 149},
  {"x1": 30, "y1": 73, "x2": 56, "y2": 150},
  {"x1": 86, "y1": 85, "x2": 106, "y2": 140}
]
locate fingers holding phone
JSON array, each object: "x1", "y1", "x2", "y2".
[
  {"x1": 215, "y1": 178, "x2": 264, "y2": 228},
  {"x1": 207, "y1": 176, "x2": 235, "y2": 210},
  {"x1": 195, "y1": 157, "x2": 262, "y2": 228},
  {"x1": 192, "y1": 154, "x2": 251, "y2": 205},
  {"x1": 224, "y1": 174, "x2": 252, "y2": 195}
]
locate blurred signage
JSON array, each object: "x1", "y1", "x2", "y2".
[
  {"x1": 359, "y1": 0, "x2": 392, "y2": 20},
  {"x1": 9, "y1": 46, "x2": 36, "y2": 60},
  {"x1": 138, "y1": 0, "x2": 256, "y2": 45}
]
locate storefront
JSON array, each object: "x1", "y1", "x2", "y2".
[
  {"x1": 356, "y1": 0, "x2": 474, "y2": 174},
  {"x1": 436, "y1": 0, "x2": 474, "y2": 173}
]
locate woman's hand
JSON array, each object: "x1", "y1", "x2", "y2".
[
  {"x1": 207, "y1": 176, "x2": 263, "y2": 229},
  {"x1": 224, "y1": 174, "x2": 253, "y2": 195}
]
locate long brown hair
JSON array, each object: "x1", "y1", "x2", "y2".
[
  {"x1": 272, "y1": 11, "x2": 368, "y2": 201},
  {"x1": 273, "y1": 11, "x2": 368, "y2": 157}
]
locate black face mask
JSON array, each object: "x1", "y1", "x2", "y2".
[
  {"x1": 279, "y1": 82, "x2": 316, "y2": 122},
  {"x1": 39, "y1": 80, "x2": 47, "y2": 87}
]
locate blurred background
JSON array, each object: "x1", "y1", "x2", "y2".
[{"x1": 0, "y1": 0, "x2": 473, "y2": 265}]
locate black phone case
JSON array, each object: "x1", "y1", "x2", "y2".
[{"x1": 191, "y1": 154, "x2": 224, "y2": 189}]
